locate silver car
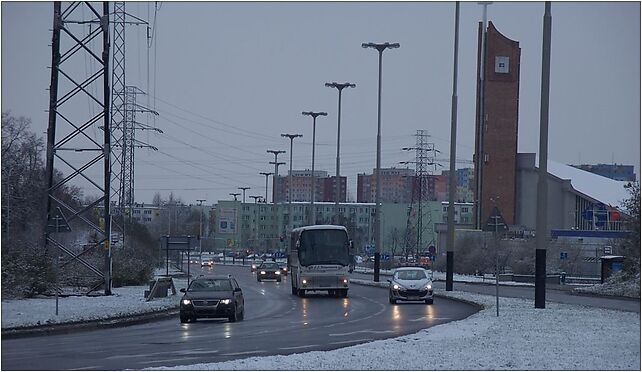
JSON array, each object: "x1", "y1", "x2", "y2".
[{"x1": 388, "y1": 267, "x2": 434, "y2": 304}]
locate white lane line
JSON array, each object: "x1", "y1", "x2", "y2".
[
  {"x1": 329, "y1": 329, "x2": 394, "y2": 337},
  {"x1": 279, "y1": 344, "x2": 321, "y2": 351},
  {"x1": 68, "y1": 366, "x2": 101, "y2": 370},
  {"x1": 139, "y1": 357, "x2": 203, "y2": 365},
  {"x1": 329, "y1": 338, "x2": 372, "y2": 345},
  {"x1": 409, "y1": 317, "x2": 452, "y2": 322},
  {"x1": 221, "y1": 350, "x2": 267, "y2": 356},
  {"x1": 174, "y1": 349, "x2": 220, "y2": 355}
]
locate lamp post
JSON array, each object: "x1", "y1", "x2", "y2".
[
  {"x1": 281, "y1": 133, "x2": 303, "y2": 235},
  {"x1": 238, "y1": 187, "x2": 250, "y2": 204},
  {"x1": 302, "y1": 111, "x2": 327, "y2": 225},
  {"x1": 259, "y1": 172, "x2": 273, "y2": 203},
  {"x1": 229, "y1": 193, "x2": 240, "y2": 201},
  {"x1": 325, "y1": 82, "x2": 356, "y2": 224},
  {"x1": 249, "y1": 195, "x2": 262, "y2": 203},
  {"x1": 362, "y1": 41, "x2": 400, "y2": 282},
  {"x1": 268, "y1": 150, "x2": 286, "y2": 252},
  {"x1": 197, "y1": 199, "x2": 206, "y2": 256}
]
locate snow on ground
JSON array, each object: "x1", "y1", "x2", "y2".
[
  {"x1": 2, "y1": 266, "x2": 640, "y2": 370},
  {"x1": 149, "y1": 291, "x2": 640, "y2": 371}
]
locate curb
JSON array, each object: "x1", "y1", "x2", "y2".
[{"x1": 1, "y1": 306, "x2": 180, "y2": 339}]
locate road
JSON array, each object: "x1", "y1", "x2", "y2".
[
  {"x1": 1, "y1": 264, "x2": 478, "y2": 370},
  {"x1": 350, "y1": 271, "x2": 641, "y2": 313}
]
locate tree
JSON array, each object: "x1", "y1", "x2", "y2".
[{"x1": 621, "y1": 182, "x2": 640, "y2": 278}]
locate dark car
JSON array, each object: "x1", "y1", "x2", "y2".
[
  {"x1": 257, "y1": 262, "x2": 282, "y2": 282},
  {"x1": 179, "y1": 275, "x2": 244, "y2": 323},
  {"x1": 250, "y1": 260, "x2": 263, "y2": 273}
]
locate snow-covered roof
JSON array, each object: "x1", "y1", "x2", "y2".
[{"x1": 533, "y1": 155, "x2": 631, "y2": 209}]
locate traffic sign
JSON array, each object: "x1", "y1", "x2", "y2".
[
  {"x1": 483, "y1": 206, "x2": 508, "y2": 232},
  {"x1": 46, "y1": 207, "x2": 72, "y2": 233}
]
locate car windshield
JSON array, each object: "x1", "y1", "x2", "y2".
[
  {"x1": 395, "y1": 270, "x2": 427, "y2": 280},
  {"x1": 261, "y1": 263, "x2": 279, "y2": 269},
  {"x1": 298, "y1": 229, "x2": 350, "y2": 266},
  {"x1": 188, "y1": 279, "x2": 232, "y2": 291}
]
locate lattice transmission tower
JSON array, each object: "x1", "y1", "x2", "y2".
[{"x1": 44, "y1": 1, "x2": 112, "y2": 295}]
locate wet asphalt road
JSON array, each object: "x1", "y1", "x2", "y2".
[{"x1": 1, "y1": 264, "x2": 478, "y2": 370}]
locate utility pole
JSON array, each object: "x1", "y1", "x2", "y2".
[
  {"x1": 302, "y1": 111, "x2": 327, "y2": 225},
  {"x1": 268, "y1": 150, "x2": 286, "y2": 252},
  {"x1": 197, "y1": 199, "x2": 206, "y2": 256},
  {"x1": 446, "y1": 1, "x2": 461, "y2": 292},
  {"x1": 238, "y1": 187, "x2": 250, "y2": 204},
  {"x1": 535, "y1": 1, "x2": 552, "y2": 309},
  {"x1": 325, "y1": 82, "x2": 356, "y2": 224},
  {"x1": 281, "y1": 133, "x2": 303, "y2": 238},
  {"x1": 259, "y1": 172, "x2": 273, "y2": 204},
  {"x1": 362, "y1": 41, "x2": 400, "y2": 282}
]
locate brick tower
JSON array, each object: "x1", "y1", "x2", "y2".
[{"x1": 474, "y1": 21, "x2": 521, "y2": 228}]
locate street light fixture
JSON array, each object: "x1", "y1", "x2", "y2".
[
  {"x1": 249, "y1": 195, "x2": 262, "y2": 203},
  {"x1": 229, "y1": 192, "x2": 240, "y2": 201},
  {"x1": 362, "y1": 41, "x2": 400, "y2": 282},
  {"x1": 196, "y1": 199, "x2": 206, "y2": 256},
  {"x1": 259, "y1": 172, "x2": 273, "y2": 203},
  {"x1": 281, "y1": 133, "x2": 303, "y2": 235},
  {"x1": 325, "y1": 82, "x2": 356, "y2": 224},
  {"x1": 238, "y1": 187, "x2": 250, "y2": 204},
  {"x1": 302, "y1": 111, "x2": 327, "y2": 225}
]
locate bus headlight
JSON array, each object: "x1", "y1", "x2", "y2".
[
  {"x1": 302, "y1": 279, "x2": 308, "y2": 286},
  {"x1": 342, "y1": 278, "x2": 349, "y2": 285}
]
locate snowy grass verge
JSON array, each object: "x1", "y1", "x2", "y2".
[{"x1": 149, "y1": 289, "x2": 640, "y2": 371}]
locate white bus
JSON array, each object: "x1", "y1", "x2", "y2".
[{"x1": 288, "y1": 225, "x2": 353, "y2": 298}]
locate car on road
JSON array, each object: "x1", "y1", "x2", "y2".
[
  {"x1": 250, "y1": 260, "x2": 263, "y2": 273},
  {"x1": 188, "y1": 257, "x2": 200, "y2": 264},
  {"x1": 257, "y1": 262, "x2": 282, "y2": 282},
  {"x1": 388, "y1": 267, "x2": 433, "y2": 304},
  {"x1": 201, "y1": 259, "x2": 214, "y2": 268},
  {"x1": 179, "y1": 275, "x2": 244, "y2": 323}
]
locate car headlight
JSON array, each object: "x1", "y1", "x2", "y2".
[
  {"x1": 275, "y1": 270, "x2": 281, "y2": 275},
  {"x1": 342, "y1": 278, "x2": 349, "y2": 284},
  {"x1": 220, "y1": 299, "x2": 231, "y2": 305},
  {"x1": 282, "y1": 267, "x2": 287, "y2": 271},
  {"x1": 260, "y1": 271, "x2": 266, "y2": 275},
  {"x1": 252, "y1": 265, "x2": 256, "y2": 269},
  {"x1": 392, "y1": 283, "x2": 405, "y2": 290},
  {"x1": 182, "y1": 299, "x2": 192, "y2": 305},
  {"x1": 425, "y1": 284, "x2": 432, "y2": 290}
]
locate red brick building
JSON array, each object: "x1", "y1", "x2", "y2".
[{"x1": 474, "y1": 21, "x2": 521, "y2": 227}]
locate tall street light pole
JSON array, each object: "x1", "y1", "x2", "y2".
[
  {"x1": 446, "y1": 1, "x2": 461, "y2": 292},
  {"x1": 535, "y1": 1, "x2": 552, "y2": 309},
  {"x1": 197, "y1": 199, "x2": 206, "y2": 256},
  {"x1": 268, "y1": 150, "x2": 286, "y2": 252},
  {"x1": 259, "y1": 172, "x2": 273, "y2": 203},
  {"x1": 325, "y1": 82, "x2": 356, "y2": 225},
  {"x1": 302, "y1": 111, "x2": 327, "y2": 225},
  {"x1": 281, "y1": 133, "x2": 303, "y2": 238},
  {"x1": 238, "y1": 187, "x2": 250, "y2": 204},
  {"x1": 362, "y1": 41, "x2": 400, "y2": 282}
]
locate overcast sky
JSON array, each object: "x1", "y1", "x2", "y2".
[{"x1": 2, "y1": 1, "x2": 640, "y2": 205}]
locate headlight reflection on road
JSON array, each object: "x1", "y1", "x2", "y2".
[
  {"x1": 392, "y1": 305, "x2": 401, "y2": 321},
  {"x1": 343, "y1": 298, "x2": 349, "y2": 317},
  {"x1": 302, "y1": 298, "x2": 308, "y2": 323},
  {"x1": 424, "y1": 303, "x2": 435, "y2": 320},
  {"x1": 224, "y1": 323, "x2": 232, "y2": 339}
]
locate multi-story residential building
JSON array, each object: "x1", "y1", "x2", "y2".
[
  {"x1": 357, "y1": 168, "x2": 415, "y2": 203},
  {"x1": 571, "y1": 163, "x2": 636, "y2": 182},
  {"x1": 275, "y1": 170, "x2": 347, "y2": 203}
]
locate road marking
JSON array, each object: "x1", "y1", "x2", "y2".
[
  {"x1": 329, "y1": 338, "x2": 372, "y2": 345},
  {"x1": 221, "y1": 350, "x2": 266, "y2": 356},
  {"x1": 68, "y1": 366, "x2": 101, "y2": 370},
  {"x1": 279, "y1": 344, "x2": 321, "y2": 350},
  {"x1": 329, "y1": 329, "x2": 394, "y2": 337},
  {"x1": 409, "y1": 317, "x2": 452, "y2": 322},
  {"x1": 139, "y1": 357, "x2": 203, "y2": 365}
]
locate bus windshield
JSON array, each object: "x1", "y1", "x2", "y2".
[{"x1": 298, "y1": 229, "x2": 350, "y2": 266}]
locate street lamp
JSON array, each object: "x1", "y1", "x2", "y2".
[
  {"x1": 362, "y1": 41, "x2": 400, "y2": 282},
  {"x1": 197, "y1": 199, "x2": 206, "y2": 255},
  {"x1": 325, "y1": 82, "x2": 356, "y2": 224},
  {"x1": 267, "y1": 150, "x2": 286, "y2": 204},
  {"x1": 238, "y1": 187, "x2": 250, "y2": 204},
  {"x1": 229, "y1": 192, "x2": 240, "y2": 201},
  {"x1": 281, "y1": 133, "x2": 303, "y2": 234},
  {"x1": 302, "y1": 111, "x2": 327, "y2": 225},
  {"x1": 249, "y1": 195, "x2": 262, "y2": 203},
  {"x1": 259, "y1": 172, "x2": 273, "y2": 203}
]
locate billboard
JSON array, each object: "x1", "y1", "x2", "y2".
[{"x1": 218, "y1": 207, "x2": 237, "y2": 234}]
